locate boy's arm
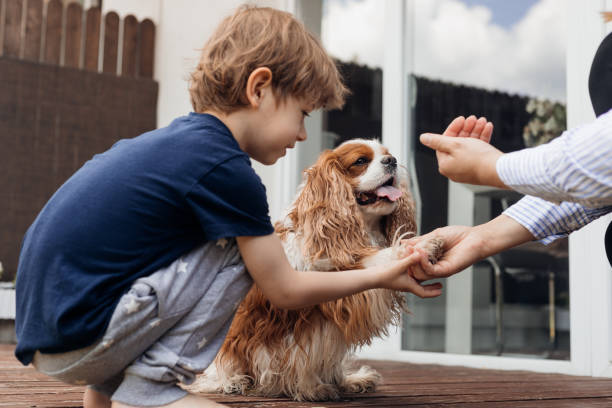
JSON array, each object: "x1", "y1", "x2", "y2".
[{"x1": 236, "y1": 234, "x2": 443, "y2": 310}]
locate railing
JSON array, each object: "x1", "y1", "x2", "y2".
[{"x1": 0, "y1": 0, "x2": 155, "y2": 78}]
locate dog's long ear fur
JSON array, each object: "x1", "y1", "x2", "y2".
[
  {"x1": 280, "y1": 150, "x2": 375, "y2": 269},
  {"x1": 384, "y1": 167, "x2": 417, "y2": 244}
]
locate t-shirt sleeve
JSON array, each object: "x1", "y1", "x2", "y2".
[{"x1": 185, "y1": 155, "x2": 274, "y2": 241}]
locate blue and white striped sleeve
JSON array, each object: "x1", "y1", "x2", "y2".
[
  {"x1": 504, "y1": 196, "x2": 611, "y2": 244},
  {"x1": 496, "y1": 109, "x2": 612, "y2": 243},
  {"x1": 496, "y1": 109, "x2": 612, "y2": 208}
]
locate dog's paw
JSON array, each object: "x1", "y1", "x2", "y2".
[
  {"x1": 295, "y1": 383, "x2": 341, "y2": 401},
  {"x1": 341, "y1": 365, "x2": 382, "y2": 394},
  {"x1": 415, "y1": 237, "x2": 444, "y2": 264},
  {"x1": 221, "y1": 374, "x2": 254, "y2": 395},
  {"x1": 184, "y1": 374, "x2": 223, "y2": 394}
]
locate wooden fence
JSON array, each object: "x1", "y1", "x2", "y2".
[
  {"x1": 1, "y1": 0, "x2": 159, "y2": 282},
  {"x1": 0, "y1": 0, "x2": 155, "y2": 78}
]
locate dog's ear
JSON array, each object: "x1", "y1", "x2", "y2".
[
  {"x1": 290, "y1": 150, "x2": 372, "y2": 270},
  {"x1": 384, "y1": 170, "x2": 417, "y2": 244}
]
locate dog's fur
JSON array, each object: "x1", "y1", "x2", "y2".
[{"x1": 188, "y1": 139, "x2": 441, "y2": 401}]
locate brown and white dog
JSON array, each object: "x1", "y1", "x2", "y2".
[{"x1": 188, "y1": 139, "x2": 441, "y2": 401}]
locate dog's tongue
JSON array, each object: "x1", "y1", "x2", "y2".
[{"x1": 375, "y1": 185, "x2": 402, "y2": 202}]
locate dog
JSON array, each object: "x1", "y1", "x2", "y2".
[{"x1": 187, "y1": 138, "x2": 442, "y2": 401}]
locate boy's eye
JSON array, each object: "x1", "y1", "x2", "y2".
[
  {"x1": 302, "y1": 111, "x2": 310, "y2": 117},
  {"x1": 352, "y1": 157, "x2": 369, "y2": 166}
]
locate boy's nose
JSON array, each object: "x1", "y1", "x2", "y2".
[{"x1": 297, "y1": 127, "x2": 307, "y2": 142}]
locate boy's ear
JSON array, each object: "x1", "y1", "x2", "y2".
[{"x1": 246, "y1": 67, "x2": 273, "y2": 108}]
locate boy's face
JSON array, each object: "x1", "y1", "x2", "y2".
[{"x1": 246, "y1": 91, "x2": 312, "y2": 165}]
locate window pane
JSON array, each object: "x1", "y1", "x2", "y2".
[{"x1": 403, "y1": 0, "x2": 569, "y2": 360}]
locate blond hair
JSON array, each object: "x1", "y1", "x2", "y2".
[{"x1": 189, "y1": 5, "x2": 348, "y2": 114}]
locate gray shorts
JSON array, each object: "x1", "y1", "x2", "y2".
[{"x1": 32, "y1": 239, "x2": 252, "y2": 406}]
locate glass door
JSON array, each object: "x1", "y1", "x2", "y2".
[
  {"x1": 401, "y1": 0, "x2": 570, "y2": 360},
  {"x1": 307, "y1": 0, "x2": 611, "y2": 377}
]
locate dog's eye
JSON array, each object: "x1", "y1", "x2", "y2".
[{"x1": 352, "y1": 157, "x2": 369, "y2": 166}]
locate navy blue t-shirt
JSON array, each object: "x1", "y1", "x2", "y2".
[{"x1": 15, "y1": 113, "x2": 274, "y2": 365}]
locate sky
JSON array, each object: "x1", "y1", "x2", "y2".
[{"x1": 321, "y1": 0, "x2": 566, "y2": 101}]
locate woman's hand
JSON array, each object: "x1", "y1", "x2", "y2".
[
  {"x1": 403, "y1": 215, "x2": 536, "y2": 282},
  {"x1": 421, "y1": 115, "x2": 505, "y2": 188}
]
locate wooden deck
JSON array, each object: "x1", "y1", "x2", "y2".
[{"x1": 3, "y1": 344, "x2": 612, "y2": 407}]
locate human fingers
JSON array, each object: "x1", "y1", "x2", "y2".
[
  {"x1": 398, "y1": 250, "x2": 426, "y2": 267},
  {"x1": 481, "y1": 122, "x2": 494, "y2": 143},
  {"x1": 458, "y1": 115, "x2": 477, "y2": 138},
  {"x1": 414, "y1": 253, "x2": 459, "y2": 279},
  {"x1": 442, "y1": 116, "x2": 465, "y2": 137},
  {"x1": 410, "y1": 262, "x2": 432, "y2": 281},
  {"x1": 410, "y1": 280, "x2": 443, "y2": 298},
  {"x1": 419, "y1": 133, "x2": 457, "y2": 153},
  {"x1": 396, "y1": 243, "x2": 415, "y2": 259},
  {"x1": 470, "y1": 117, "x2": 487, "y2": 138},
  {"x1": 401, "y1": 233, "x2": 432, "y2": 251}
]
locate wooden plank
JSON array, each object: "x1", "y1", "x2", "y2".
[
  {"x1": 83, "y1": 6, "x2": 100, "y2": 72},
  {"x1": 63, "y1": 2, "x2": 82, "y2": 68},
  {"x1": 102, "y1": 10, "x2": 118, "y2": 74},
  {"x1": 43, "y1": 0, "x2": 62, "y2": 65},
  {"x1": 0, "y1": 0, "x2": 3, "y2": 56},
  {"x1": 121, "y1": 14, "x2": 137, "y2": 77},
  {"x1": 22, "y1": 0, "x2": 42, "y2": 61},
  {"x1": 138, "y1": 18, "x2": 154, "y2": 78},
  {"x1": 7, "y1": 329, "x2": 612, "y2": 407},
  {"x1": 3, "y1": 0, "x2": 22, "y2": 57}
]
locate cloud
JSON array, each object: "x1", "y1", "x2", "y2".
[
  {"x1": 322, "y1": 0, "x2": 566, "y2": 101},
  {"x1": 321, "y1": 0, "x2": 386, "y2": 66}
]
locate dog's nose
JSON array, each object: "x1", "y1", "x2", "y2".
[{"x1": 382, "y1": 155, "x2": 397, "y2": 168}]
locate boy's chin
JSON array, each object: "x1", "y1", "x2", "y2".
[
  {"x1": 255, "y1": 152, "x2": 284, "y2": 165},
  {"x1": 254, "y1": 156, "x2": 279, "y2": 165}
]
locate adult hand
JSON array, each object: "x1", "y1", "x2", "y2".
[
  {"x1": 404, "y1": 215, "x2": 535, "y2": 281},
  {"x1": 443, "y1": 115, "x2": 494, "y2": 142},
  {"x1": 403, "y1": 225, "x2": 482, "y2": 281},
  {"x1": 419, "y1": 132, "x2": 506, "y2": 188}
]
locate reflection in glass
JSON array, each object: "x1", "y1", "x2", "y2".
[{"x1": 321, "y1": 0, "x2": 569, "y2": 360}]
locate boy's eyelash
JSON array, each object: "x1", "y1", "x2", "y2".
[{"x1": 302, "y1": 111, "x2": 310, "y2": 117}]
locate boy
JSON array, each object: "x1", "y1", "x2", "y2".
[{"x1": 14, "y1": 5, "x2": 442, "y2": 408}]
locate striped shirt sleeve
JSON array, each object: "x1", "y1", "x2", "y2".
[
  {"x1": 496, "y1": 109, "x2": 612, "y2": 243},
  {"x1": 496, "y1": 109, "x2": 612, "y2": 208},
  {"x1": 504, "y1": 196, "x2": 611, "y2": 244}
]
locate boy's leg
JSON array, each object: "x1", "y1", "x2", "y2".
[
  {"x1": 84, "y1": 387, "x2": 111, "y2": 408},
  {"x1": 111, "y1": 394, "x2": 227, "y2": 408},
  {"x1": 34, "y1": 240, "x2": 251, "y2": 407},
  {"x1": 108, "y1": 239, "x2": 252, "y2": 406}
]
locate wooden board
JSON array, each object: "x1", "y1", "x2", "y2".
[{"x1": 3, "y1": 344, "x2": 612, "y2": 407}]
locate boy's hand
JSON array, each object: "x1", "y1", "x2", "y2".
[{"x1": 375, "y1": 248, "x2": 443, "y2": 298}]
